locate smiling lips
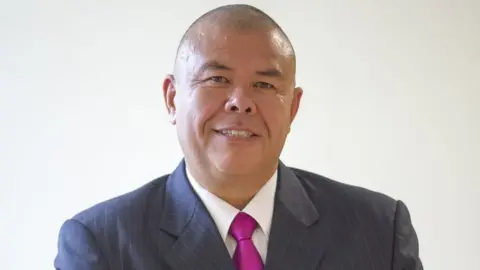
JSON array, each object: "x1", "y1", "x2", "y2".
[{"x1": 213, "y1": 128, "x2": 259, "y2": 138}]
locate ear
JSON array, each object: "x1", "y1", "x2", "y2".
[
  {"x1": 162, "y1": 74, "x2": 177, "y2": 125},
  {"x1": 289, "y1": 87, "x2": 303, "y2": 125}
]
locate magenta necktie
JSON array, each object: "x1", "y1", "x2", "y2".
[{"x1": 229, "y1": 212, "x2": 264, "y2": 270}]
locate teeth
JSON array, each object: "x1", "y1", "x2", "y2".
[{"x1": 220, "y1": 130, "x2": 253, "y2": 137}]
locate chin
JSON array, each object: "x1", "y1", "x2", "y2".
[{"x1": 213, "y1": 155, "x2": 260, "y2": 175}]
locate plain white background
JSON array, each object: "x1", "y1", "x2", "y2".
[{"x1": 1, "y1": 0, "x2": 479, "y2": 269}]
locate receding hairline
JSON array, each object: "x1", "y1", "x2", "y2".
[{"x1": 174, "y1": 4, "x2": 296, "y2": 70}]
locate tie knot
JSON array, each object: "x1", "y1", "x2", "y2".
[{"x1": 229, "y1": 212, "x2": 258, "y2": 241}]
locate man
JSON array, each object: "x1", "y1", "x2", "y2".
[{"x1": 55, "y1": 4, "x2": 423, "y2": 270}]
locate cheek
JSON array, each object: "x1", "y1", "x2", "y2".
[
  {"x1": 189, "y1": 89, "x2": 225, "y2": 128},
  {"x1": 256, "y1": 95, "x2": 292, "y2": 131}
]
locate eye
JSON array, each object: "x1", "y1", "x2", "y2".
[
  {"x1": 208, "y1": 76, "x2": 229, "y2": 83},
  {"x1": 253, "y1": 81, "x2": 275, "y2": 89}
]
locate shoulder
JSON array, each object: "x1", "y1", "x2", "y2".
[
  {"x1": 289, "y1": 166, "x2": 398, "y2": 219},
  {"x1": 71, "y1": 174, "x2": 170, "y2": 229},
  {"x1": 55, "y1": 175, "x2": 172, "y2": 268}
]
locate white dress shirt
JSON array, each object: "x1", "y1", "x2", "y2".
[{"x1": 186, "y1": 168, "x2": 277, "y2": 263}]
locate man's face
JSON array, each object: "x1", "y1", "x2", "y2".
[{"x1": 164, "y1": 26, "x2": 302, "y2": 177}]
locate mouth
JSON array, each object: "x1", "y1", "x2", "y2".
[{"x1": 213, "y1": 129, "x2": 259, "y2": 138}]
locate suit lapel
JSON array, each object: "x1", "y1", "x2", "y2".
[
  {"x1": 158, "y1": 160, "x2": 334, "y2": 269},
  {"x1": 160, "y1": 160, "x2": 235, "y2": 270},
  {"x1": 265, "y1": 162, "x2": 327, "y2": 270}
]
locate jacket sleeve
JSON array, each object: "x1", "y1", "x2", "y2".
[
  {"x1": 54, "y1": 219, "x2": 108, "y2": 270},
  {"x1": 392, "y1": 200, "x2": 424, "y2": 270}
]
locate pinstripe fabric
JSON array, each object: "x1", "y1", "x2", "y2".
[
  {"x1": 54, "y1": 159, "x2": 423, "y2": 270},
  {"x1": 160, "y1": 162, "x2": 235, "y2": 270}
]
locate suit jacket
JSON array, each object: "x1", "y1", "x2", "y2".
[{"x1": 54, "y1": 160, "x2": 423, "y2": 270}]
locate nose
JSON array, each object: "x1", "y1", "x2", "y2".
[{"x1": 224, "y1": 88, "x2": 257, "y2": 115}]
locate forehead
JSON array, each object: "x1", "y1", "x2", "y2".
[{"x1": 182, "y1": 26, "x2": 294, "y2": 75}]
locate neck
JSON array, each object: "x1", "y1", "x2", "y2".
[{"x1": 186, "y1": 160, "x2": 277, "y2": 209}]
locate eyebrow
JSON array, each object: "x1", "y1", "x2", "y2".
[
  {"x1": 256, "y1": 68, "x2": 283, "y2": 78},
  {"x1": 197, "y1": 60, "x2": 232, "y2": 75},
  {"x1": 196, "y1": 60, "x2": 284, "y2": 78}
]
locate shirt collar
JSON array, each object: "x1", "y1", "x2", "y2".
[{"x1": 186, "y1": 168, "x2": 277, "y2": 241}]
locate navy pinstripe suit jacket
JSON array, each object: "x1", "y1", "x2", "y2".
[{"x1": 54, "y1": 160, "x2": 423, "y2": 269}]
